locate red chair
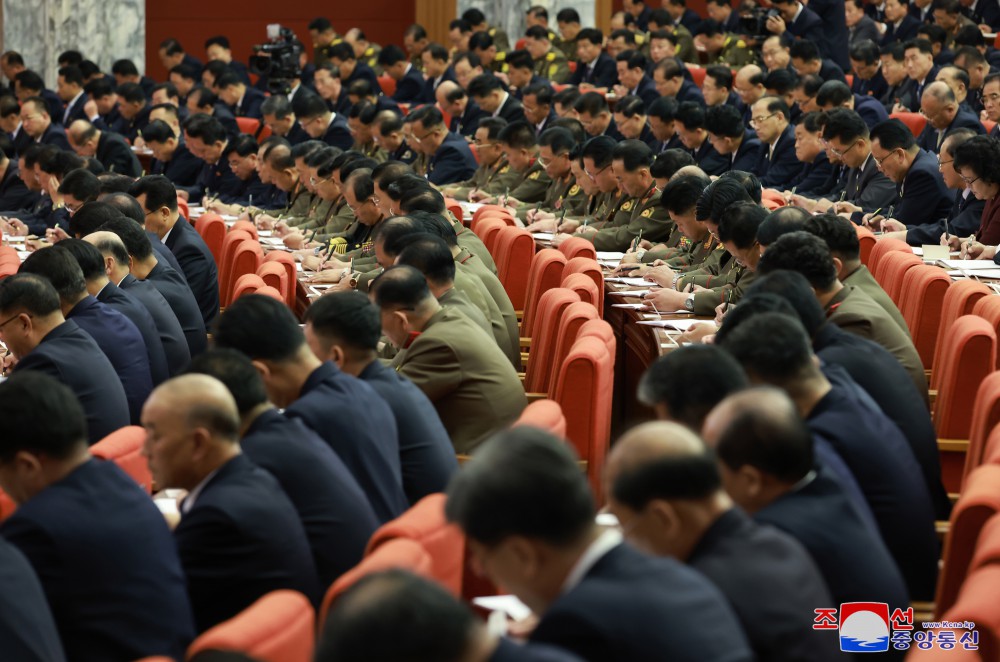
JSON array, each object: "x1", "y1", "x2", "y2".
[
  {"x1": 686, "y1": 64, "x2": 707, "y2": 88},
  {"x1": 931, "y1": 280, "x2": 991, "y2": 387},
  {"x1": 550, "y1": 302, "x2": 601, "y2": 387},
  {"x1": 562, "y1": 258, "x2": 604, "y2": 316},
  {"x1": 91, "y1": 426, "x2": 152, "y2": 494},
  {"x1": 557, "y1": 236, "x2": 598, "y2": 261},
  {"x1": 263, "y1": 251, "x2": 298, "y2": 309},
  {"x1": 524, "y1": 289, "x2": 581, "y2": 394},
  {"x1": 471, "y1": 204, "x2": 514, "y2": 229},
  {"x1": 969, "y1": 512, "x2": 1000, "y2": 573},
  {"x1": 562, "y1": 272, "x2": 600, "y2": 311},
  {"x1": 972, "y1": 296, "x2": 1000, "y2": 369},
  {"x1": 444, "y1": 199, "x2": 464, "y2": 224},
  {"x1": 257, "y1": 261, "x2": 290, "y2": 305},
  {"x1": 319, "y1": 539, "x2": 433, "y2": 628},
  {"x1": 873, "y1": 249, "x2": 921, "y2": 299},
  {"x1": 552, "y1": 335, "x2": 615, "y2": 502},
  {"x1": 0, "y1": 246, "x2": 20, "y2": 279},
  {"x1": 891, "y1": 111, "x2": 928, "y2": 137},
  {"x1": 939, "y1": 564, "x2": 1000, "y2": 659},
  {"x1": 520, "y1": 249, "x2": 566, "y2": 338},
  {"x1": 222, "y1": 239, "x2": 263, "y2": 306},
  {"x1": 176, "y1": 197, "x2": 190, "y2": 220},
  {"x1": 230, "y1": 220, "x2": 259, "y2": 240},
  {"x1": 470, "y1": 211, "x2": 516, "y2": 235},
  {"x1": 577, "y1": 319, "x2": 617, "y2": 370},
  {"x1": 760, "y1": 189, "x2": 787, "y2": 207},
  {"x1": 961, "y1": 372, "x2": 1000, "y2": 488},
  {"x1": 984, "y1": 119, "x2": 998, "y2": 135},
  {"x1": 187, "y1": 590, "x2": 314, "y2": 662},
  {"x1": 365, "y1": 494, "x2": 464, "y2": 597},
  {"x1": 235, "y1": 117, "x2": 260, "y2": 135},
  {"x1": 473, "y1": 218, "x2": 507, "y2": 256},
  {"x1": 513, "y1": 399, "x2": 567, "y2": 438},
  {"x1": 195, "y1": 213, "x2": 227, "y2": 264},
  {"x1": 898, "y1": 265, "x2": 951, "y2": 367},
  {"x1": 232, "y1": 273, "x2": 266, "y2": 301},
  {"x1": 256, "y1": 285, "x2": 285, "y2": 302},
  {"x1": 494, "y1": 226, "x2": 535, "y2": 310},
  {"x1": 0, "y1": 489, "x2": 16, "y2": 521},
  {"x1": 856, "y1": 224, "x2": 877, "y2": 267},
  {"x1": 867, "y1": 237, "x2": 912, "y2": 276},
  {"x1": 377, "y1": 75, "x2": 397, "y2": 98}
]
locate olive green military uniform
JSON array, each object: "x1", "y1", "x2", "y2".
[
  {"x1": 587, "y1": 184, "x2": 675, "y2": 252},
  {"x1": 453, "y1": 220, "x2": 498, "y2": 274},
  {"x1": 446, "y1": 157, "x2": 523, "y2": 201},
  {"x1": 515, "y1": 173, "x2": 586, "y2": 220},
  {"x1": 360, "y1": 43, "x2": 383, "y2": 74},
  {"x1": 533, "y1": 48, "x2": 571, "y2": 84},
  {"x1": 642, "y1": 234, "x2": 719, "y2": 269},
  {"x1": 488, "y1": 51, "x2": 509, "y2": 75},
  {"x1": 556, "y1": 35, "x2": 577, "y2": 62},
  {"x1": 677, "y1": 250, "x2": 758, "y2": 316},
  {"x1": 458, "y1": 248, "x2": 520, "y2": 369},
  {"x1": 313, "y1": 37, "x2": 344, "y2": 67},
  {"x1": 438, "y1": 287, "x2": 495, "y2": 338},
  {"x1": 312, "y1": 199, "x2": 356, "y2": 241},
  {"x1": 353, "y1": 140, "x2": 389, "y2": 163},
  {"x1": 507, "y1": 160, "x2": 551, "y2": 209},
  {"x1": 267, "y1": 183, "x2": 311, "y2": 225},
  {"x1": 672, "y1": 24, "x2": 696, "y2": 63},
  {"x1": 285, "y1": 195, "x2": 332, "y2": 230},
  {"x1": 410, "y1": 152, "x2": 428, "y2": 178},
  {"x1": 454, "y1": 262, "x2": 519, "y2": 368},
  {"x1": 714, "y1": 35, "x2": 756, "y2": 68},
  {"x1": 488, "y1": 26, "x2": 512, "y2": 53}
]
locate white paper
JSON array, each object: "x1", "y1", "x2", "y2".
[
  {"x1": 260, "y1": 237, "x2": 286, "y2": 247},
  {"x1": 596, "y1": 251, "x2": 627, "y2": 260},
  {"x1": 257, "y1": 230, "x2": 273, "y2": 238},
  {"x1": 462, "y1": 202, "x2": 485, "y2": 214},
  {"x1": 4, "y1": 235, "x2": 25, "y2": 243},
  {"x1": 610, "y1": 290, "x2": 650, "y2": 298},
  {"x1": 612, "y1": 302, "x2": 647, "y2": 309},
  {"x1": 637, "y1": 318, "x2": 711, "y2": 331},
  {"x1": 532, "y1": 232, "x2": 555, "y2": 241},
  {"x1": 606, "y1": 277, "x2": 650, "y2": 286},
  {"x1": 937, "y1": 259, "x2": 999, "y2": 270},
  {"x1": 472, "y1": 595, "x2": 533, "y2": 622},
  {"x1": 596, "y1": 512, "x2": 620, "y2": 527},
  {"x1": 950, "y1": 269, "x2": 1000, "y2": 279}
]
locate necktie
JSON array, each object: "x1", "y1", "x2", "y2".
[{"x1": 936, "y1": 130, "x2": 945, "y2": 150}]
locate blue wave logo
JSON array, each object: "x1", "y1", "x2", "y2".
[{"x1": 840, "y1": 635, "x2": 890, "y2": 652}]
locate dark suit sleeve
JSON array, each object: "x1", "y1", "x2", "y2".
[
  {"x1": 393, "y1": 77, "x2": 424, "y2": 103},
  {"x1": 789, "y1": 13, "x2": 825, "y2": 46},
  {"x1": 324, "y1": 124, "x2": 354, "y2": 151},
  {"x1": 172, "y1": 238, "x2": 220, "y2": 328},
  {"x1": 895, "y1": 168, "x2": 948, "y2": 226},
  {"x1": 0, "y1": 517, "x2": 61, "y2": 599},
  {"x1": 104, "y1": 141, "x2": 143, "y2": 177},
  {"x1": 731, "y1": 141, "x2": 763, "y2": 172},
  {"x1": 428, "y1": 145, "x2": 477, "y2": 186},
  {"x1": 759, "y1": 141, "x2": 804, "y2": 188},
  {"x1": 533, "y1": 610, "x2": 617, "y2": 662},
  {"x1": 173, "y1": 506, "x2": 242, "y2": 633}
]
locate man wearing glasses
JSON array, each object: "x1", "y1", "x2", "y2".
[
  {"x1": 296, "y1": 94, "x2": 353, "y2": 151},
  {"x1": 441, "y1": 117, "x2": 520, "y2": 202},
  {"x1": 408, "y1": 106, "x2": 476, "y2": 186},
  {"x1": 915, "y1": 81, "x2": 984, "y2": 154},
  {"x1": 19, "y1": 97, "x2": 70, "y2": 151},
  {"x1": 751, "y1": 97, "x2": 802, "y2": 188},
  {"x1": 981, "y1": 71, "x2": 1000, "y2": 139}
]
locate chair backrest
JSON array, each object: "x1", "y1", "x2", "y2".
[
  {"x1": 377, "y1": 74, "x2": 396, "y2": 98},
  {"x1": 230, "y1": 220, "x2": 259, "y2": 239},
  {"x1": 0, "y1": 489, "x2": 16, "y2": 521},
  {"x1": 223, "y1": 240, "x2": 264, "y2": 306},
  {"x1": 319, "y1": 538, "x2": 433, "y2": 629},
  {"x1": 890, "y1": 111, "x2": 927, "y2": 136},
  {"x1": 444, "y1": 199, "x2": 464, "y2": 225},
  {"x1": 235, "y1": 117, "x2": 261, "y2": 136},
  {"x1": 552, "y1": 335, "x2": 615, "y2": 502},
  {"x1": 475, "y1": 218, "x2": 507, "y2": 256},
  {"x1": 365, "y1": 494, "x2": 464, "y2": 597},
  {"x1": 232, "y1": 273, "x2": 267, "y2": 301},
  {"x1": 562, "y1": 257, "x2": 604, "y2": 316},
  {"x1": 577, "y1": 319, "x2": 617, "y2": 369},
  {"x1": 855, "y1": 224, "x2": 877, "y2": 267},
  {"x1": 962, "y1": 371, "x2": 1000, "y2": 488},
  {"x1": 494, "y1": 226, "x2": 535, "y2": 310},
  {"x1": 873, "y1": 250, "x2": 921, "y2": 301},
  {"x1": 936, "y1": 464, "x2": 1000, "y2": 617},
  {"x1": 176, "y1": 197, "x2": 190, "y2": 221},
  {"x1": 760, "y1": 189, "x2": 787, "y2": 207},
  {"x1": 867, "y1": 237, "x2": 912, "y2": 276},
  {"x1": 561, "y1": 273, "x2": 600, "y2": 311},
  {"x1": 687, "y1": 64, "x2": 707, "y2": 87},
  {"x1": 263, "y1": 251, "x2": 298, "y2": 308},
  {"x1": 551, "y1": 301, "x2": 600, "y2": 387},
  {"x1": 257, "y1": 261, "x2": 290, "y2": 305},
  {"x1": 0, "y1": 246, "x2": 20, "y2": 279},
  {"x1": 940, "y1": 564, "x2": 1000, "y2": 660},
  {"x1": 256, "y1": 285, "x2": 285, "y2": 302},
  {"x1": 196, "y1": 213, "x2": 227, "y2": 264},
  {"x1": 932, "y1": 280, "x2": 991, "y2": 389},
  {"x1": 187, "y1": 590, "x2": 314, "y2": 662},
  {"x1": 557, "y1": 236, "x2": 598, "y2": 261},
  {"x1": 520, "y1": 249, "x2": 567, "y2": 338},
  {"x1": 513, "y1": 399, "x2": 567, "y2": 438},
  {"x1": 898, "y1": 264, "x2": 952, "y2": 368},
  {"x1": 970, "y1": 512, "x2": 1000, "y2": 573},
  {"x1": 471, "y1": 204, "x2": 513, "y2": 228},
  {"x1": 91, "y1": 426, "x2": 152, "y2": 494},
  {"x1": 972, "y1": 295, "x2": 1000, "y2": 370},
  {"x1": 217, "y1": 229, "x2": 252, "y2": 300},
  {"x1": 934, "y1": 315, "x2": 998, "y2": 439},
  {"x1": 524, "y1": 288, "x2": 581, "y2": 394}
]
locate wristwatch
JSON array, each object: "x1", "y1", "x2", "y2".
[{"x1": 683, "y1": 296, "x2": 695, "y2": 312}]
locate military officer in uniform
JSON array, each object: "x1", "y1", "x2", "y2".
[
  {"x1": 309, "y1": 17, "x2": 344, "y2": 67},
  {"x1": 694, "y1": 20, "x2": 756, "y2": 68},
  {"x1": 344, "y1": 28, "x2": 383, "y2": 75},
  {"x1": 479, "y1": 121, "x2": 551, "y2": 207},
  {"x1": 518, "y1": 127, "x2": 588, "y2": 225},
  {"x1": 442, "y1": 118, "x2": 522, "y2": 201},
  {"x1": 463, "y1": 8, "x2": 512, "y2": 53},
  {"x1": 524, "y1": 26, "x2": 571, "y2": 84}
]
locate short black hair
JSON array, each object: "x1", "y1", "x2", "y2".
[
  {"x1": 651, "y1": 149, "x2": 696, "y2": 180},
  {"x1": 557, "y1": 7, "x2": 581, "y2": 22},
  {"x1": 740, "y1": 271, "x2": 829, "y2": 338},
  {"x1": 789, "y1": 40, "x2": 821, "y2": 63},
  {"x1": 538, "y1": 126, "x2": 575, "y2": 154},
  {"x1": 184, "y1": 114, "x2": 228, "y2": 145},
  {"x1": 375, "y1": 216, "x2": 421, "y2": 258},
  {"x1": 815, "y1": 80, "x2": 853, "y2": 108},
  {"x1": 674, "y1": 101, "x2": 706, "y2": 130},
  {"x1": 715, "y1": 292, "x2": 800, "y2": 347},
  {"x1": 377, "y1": 44, "x2": 408, "y2": 67},
  {"x1": 58, "y1": 168, "x2": 100, "y2": 204},
  {"x1": 819, "y1": 108, "x2": 868, "y2": 144},
  {"x1": 14, "y1": 70, "x2": 44, "y2": 92},
  {"x1": 661, "y1": 174, "x2": 710, "y2": 215},
  {"x1": 695, "y1": 176, "x2": 752, "y2": 223},
  {"x1": 705, "y1": 65, "x2": 733, "y2": 90},
  {"x1": 804, "y1": 213, "x2": 860, "y2": 260},
  {"x1": 580, "y1": 135, "x2": 617, "y2": 169},
  {"x1": 576, "y1": 27, "x2": 603, "y2": 46},
  {"x1": 18, "y1": 246, "x2": 87, "y2": 300},
  {"x1": 869, "y1": 118, "x2": 916, "y2": 151},
  {"x1": 204, "y1": 35, "x2": 231, "y2": 50},
  {"x1": 757, "y1": 230, "x2": 838, "y2": 290},
  {"x1": 717, "y1": 202, "x2": 766, "y2": 249},
  {"x1": 445, "y1": 426, "x2": 595, "y2": 546},
  {"x1": 717, "y1": 311, "x2": 814, "y2": 384},
  {"x1": 129, "y1": 175, "x2": 178, "y2": 213},
  {"x1": 0, "y1": 272, "x2": 61, "y2": 318},
  {"x1": 186, "y1": 348, "x2": 268, "y2": 416},
  {"x1": 101, "y1": 193, "x2": 146, "y2": 225},
  {"x1": 637, "y1": 345, "x2": 748, "y2": 429},
  {"x1": 612, "y1": 447, "x2": 722, "y2": 508},
  {"x1": 58, "y1": 65, "x2": 84, "y2": 87},
  {"x1": 58, "y1": 50, "x2": 84, "y2": 66},
  {"x1": 505, "y1": 50, "x2": 533, "y2": 71},
  {"x1": 213, "y1": 294, "x2": 305, "y2": 362},
  {"x1": 97, "y1": 215, "x2": 153, "y2": 260},
  {"x1": 611, "y1": 139, "x2": 654, "y2": 173},
  {"x1": 705, "y1": 104, "x2": 745, "y2": 139},
  {"x1": 141, "y1": 119, "x2": 175, "y2": 145},
  {"x1": 308, "y1": 16, "x2": 333, "y2": 32},
  {"x1": 757, "y1": 206, "x2": 810, "y2": 247},
  {"x1": 396, "y1": 235, "x2": 456, "y2": 285},
  {"x1": 467, "y1": 73, "x2": 504, "y2": 98},
  {"x1": 0, "y1": 371, "x2": 88, "y2": 462},
  {"x1": 497, "y1": 120, "x2": 537, "y2": 150},
  {"x1": 304, "y1": 291, "x2": 382, "y2": 353},
  {"x1": 573, "y1": 91, "x2": 610, "y2": 117},
  {"x1": 953, "y1": 135, "x2": 1000, "y2": 184},
  {"x1": 116, "y1": 82, "x2": 146, "y2": 105},
  {"x1": 850, "y1": 40, "x2": 881, "y2": 65},
  {"x1": 461, "y1": 7, "x2": 486, "y2": 24},
  {"x1": 371, "y1": 265, "x2": 433, "y2": 309},
  {"x1": 903, "y1": 37, "x2": 935, "y2": 57},
  {"x1": 57, "y1": 238, "x2": 106, "y2": 281}
]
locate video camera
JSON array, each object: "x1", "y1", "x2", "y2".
[
  {"x1": 249, "y1": 24, "x2": 303, "y2": 94},
  {"x1": 738, "y1": 4, "x2": 780, "y2": 40}
]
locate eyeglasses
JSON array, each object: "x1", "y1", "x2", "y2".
[
  {"x1": 938, "y1": 158, "x2": 953, "y2": 170},
  {"x1": 749, "y1": 113, "x2": 778, "y2": 127},
  {"x1": 984, "y1": 92, "x2": 1000, "y2": 103},
  {"x1": 585, "y1": 164, "x2": 610, "y2": 180},
  {"x1": 310, "y1": 175, "x2": 335, "y2": 185},
  {"x1": 0, "y1": 312, "x2": 27, "y2": 332},
  {"x1": 826, "y1": 140, "x2": 859, "y2": 159},
  {"x1": 472, "y1": 138, "x2": 496, "y2": 147},
  {"x1": 409, "y1": 129, "x2": 438, "y2": 144},
  {"x1": 961, "y1": 174, "x2": 981, "y2": 185},
  {"x1": 345, "y1": 198, "x2": 374, "y2": 212},
  {"x1": 873, "y1": 148, "x2": 901, "y2": 168},
  {"x1": 64, "y1": 199, "x2": 84, "y2": 214}
]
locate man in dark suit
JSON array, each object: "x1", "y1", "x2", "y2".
[
  {"x1": 848, "y1": 0, "x2": 882, "y2": 45},
  {"x1": 0, "y1": 536, "x2": 65, "y2": 662},
  {"x1": 469, "y1": 73, "x2": 526, "y2": 125},
  {"x1": 767, "y1": 0, "x2": 826, "y2": 55},
  {"x1": 66, "y1": 120, "x2": 142, "y2": 177},
  {"x1": 111, "y1": 82, "x2": 151, "y2": 143},
  {"x1": 143, "y1": 374, "x2": 321, "y2": 633},
  {"x1": 880, "y1": 0, "x2": 921, "y2": 44},
  {"x1": 329, "y1": 42, "x2": 383, "y2": 113},
  {"x1": 870, "y1": 117, "x2": 954, "y2": 226},
  {"x1": 182, "y1": 114, "x2": 242, "y2": 205},
  {"x1": 850, "y1": 40, "x2": 889, "y2": 99},
  {"x1": 131, "y1": 175, "x2": 220, "y2": 329},
  {"x1": 14, "y1": 71, "x2": 65, "y2": 121},
  {"x1": 815, "y1": 80, "x2": 890, "y2": 129},
  {"x1": 87, "y1": 230, "x2": 191, "y2": 376},
  {"x1": 0, "y1": 149, "x2": 39, "y2": 212},
  {"x1": 916, "y1": 81, "x2": 986, "y2": 153},
  {"x1": 296, "y1": 94, "x2": 353, "y2": 151},
  {"x1": 100, "y1": 214, "x2": 208, "y2": 357},
  {"x1": 568, "y1": 29, "x2": 619, "y2": 89},
  {"x1": 19, "y1": 97, "x2": 71, "y2": 151},
  {"x1": 305, "y1": 292, "x2": 458, "y2": 504},
  {"x1": 961, "y1": 0, "x2": 1000, "y2": 29},
  {"x1": 215, "y1": 72, "x2": 265, "y2": 119},
  {"x1": 705, "y1": 105, "x2": 763, "y2": 174},
  {"x1": 379, "y1": 44, "x2": 426, "y2": 104},
  {"x1": 673, "y1": 102, "x2": 729, "y2": 176},
  {"x1": 20, "y1": 246, "x2": 154, "y2": 425},
  {"x1": 214, "y1": 294, "x2": 409, "y2": 523},
  {"x1": 817, "y1": 109, "x2": 899, "y2": 219},
  {"x1": 751, "y1": 97, "x2": 803, "y2": 188},
  {"x1": 143, "y1": 119, "x2": 203, "y2": 192},
  {"x1": 607, "y1": 422, "x2": 839, "y2": 662},
  {"x1": 898, "y1": 40, "x2": 940, "y2": 111},
  {"x1": 0, "y1": 371, "x2": 195, "y2": 660},
  {"x1": 409, "y1": 106, "x2": 478, "y2": 186},
  {"x1": 56, "y1": 65, "x2": 89, "y2": 126},
  {"x1": 188, "y1": 349, "x2": 380, "y2": 587},
  {"x1": 702, "y1": 388, "x2": 911, "y2": 611},
  {"x1": 446, "y1": 426, "x2": 754, "y2": 662},
  {"x1": 0, "y1": 274, "x2": 130, "y2": 443}
]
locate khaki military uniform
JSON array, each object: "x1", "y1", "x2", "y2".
[
  {"x1": 447, "y1": 157, "x2": 523, "y2": 201},
  {"x1": 352, "y1": 140, "x2": 388, "y2": 163},
  {"x1": 453, "y1": 221, "x2": 498, "y2": 274},
  {"x1": 533, "y1": 48, "x2": 571, "y2": 84},
  {"x1": 588, "y1": 184, "x2": 675, "y2": 252},
  {"x1": 361, "y1": 43, "x2": 383, "y2": 74},
  {"x1": 457, "y1": 248, "x2": 518, "y2": 368},
  {"x1": 556, "y1": 36, "x2": 577, "y2": 62},
  {"x1": 311, "y1": 199, "x2": 355, "y2": 240},
  {"x1": 488, "y1": 51, "x2": 509, "y2": 75},
  {"x1": 672, "y1": 25, "x2": 696, "y2": 63},
  {"x1": 488, "y1": 26, "x2": 511, "y2": 53},
  {"x1": 714, "y1": 35, "x2": 756, "y2": 68},
  {"x1": 508, "y1": 160, "x2": 551, "y2": 210},
  {"x1": 313, "y1": 37, "x2": 344, "y2": 67},
  {"x1": 454, "y1": 262, "x2": 519, "y2": 369},
  {"x1": 286, "y1": 195, "x2": 332, "y2": 230},
  {"x1": 642, "y1": 234, "x2": 719, "y2": 269},
  {"x1": 517, "y1": 173, "x2": 586, "y2": 220},
  {"x1": 677, "y1": 249, "x2": 758, "y2": 316},
  {"x1": 270, "y1": 182, "x2": 312, "y2": 225}
]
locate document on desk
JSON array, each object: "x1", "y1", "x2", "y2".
[
  {"x1": 936, "y1": 259, "x2": 999, "y2": 270},
  {"x1": 609, "y1": 289, "x2": 650, "y2": 298},
  {"x1": 472, "y1": 595, "x2": 533, "y2": 622},
  {"x1": 637, "y1": 318, "x2": 710, "y2": 331},
  {"x1": 606, "y1": 276, "x2": 650, "y2": 286},
  {"x1": 596, "y1": 251, "x2": 627, "y2": 261},
  {"x1": 531, "y1": 232, "x2": 555, "y2": 241},
  {"x1": 948, "y1": 269, "x2": 1000, "y2": 279}
]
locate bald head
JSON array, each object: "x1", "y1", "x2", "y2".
[
  {"x1": 672, "y1": 165, "x2": 709, "y2": 180},
  {"x1": 67, "y1": 119, "x2": 100, "y2": 155},
  {"x1": 85, "y1": 230, "x2": 131, "y2": 280},
  {"x1": 436, "y1": 80, "x2": 460, "y2": 107},
  {"x1": 920, "y1": 81, "x2": 958, "y2": 129},
  {"x1": 149, "y1": 374, "x2": 241, "y2": 439},
  {"x1": 608, "y1": 421, "x2": 706, "y2": 483}
]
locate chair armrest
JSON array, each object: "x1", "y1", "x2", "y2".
[
  {"x1": 525, "y1": 392, "x2": 548, "y2": 403},
  {"x1": 938, "y1": 438, "x2": 969, "y2": 453}
]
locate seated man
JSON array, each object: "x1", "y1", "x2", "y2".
[
  {"x1": 304, "y1": 292, "x2": 458, "y2": 504},
  {"x1": 19, "y1": 96, "x2": 70, "y2": 151},
  {"x1": 788, "y1": 40, "x2": 847, "y2": 84},
  {"x1": 14, "y1": 72, "x2": 65, "y2": 125},
  {"x1": 704, "y1": 105, "x2": 762, "y2": 174},
  {"x1": 142, "y1": 374, "x2": 320, "y2": 632},
  {"x1": 0, "y1": 534, "x2": 64, "y2": 662},
  {"x1": 112, "y1": 83, "x2": 151, "y2": 143},
  {"x1": 568, "y1": 28, "x2": 618, "y2": 90},
  {"x1": 0, "y1": 144, "x2": 39, "y2": 212},
  {"x1": 751, "y1": 96, "x2": 803, "y2": 189},
  {"x1": 260, "y1": 95, "x2": 311, "y2": 146},
  {"x1": 446, "y1": 426, "x2": 754, "y2": 662},
  {"x1": 783, "y1": 112, "x2": 835, "y2": 199},
  {"x1": 607, "y1": 422, "x2": 838, "y2": 662},
  {"x1": 814, "y1": 80, "x2": 889, "y2": 130},
  {"x1": 674, "y1": 102, "x2": 728, "y2": 176},
  {"x1": 214, "y1": 294, "x2": 408, "y2": 522},
  {"x1": 702, "y1": 388, "x2": 911, "y2": 609},
  {"x1": 373, "y1": 266, "x2": 527, "y2": 454},
  {"x1": 144, "y1": 108, "x2": 203, "y2": 190},
  {"x1": 214, "y1": 71, "x2": 265, "y2": 119},
  {"x1": 67, "y1": 119, "x2": 142, "y2": 177},
  {"x1": 441, "y1": 117, "x2": 519, "y2": 201},
  {"x1": 0, "y1": 371, "x2": 195, "y2": 659},
  {"x1": 378, "y1": 45, "x2": 426, "y2": 104},
  {"x1": 182, "y1": 113, "x2": 244, "y2": 204},
  {"x1": 524, "y1": 25, "x2": 571, "y2": 83},
  {"x1": 515, "y1": 126, "x2": 586, "y2": 222},
  {"x1": 468, "y1": 73, "x2": 525, "y2": 124},
  {"x1": 915, "y1": 80, "x2": 985, "y2": 153},
  {"x1": 629, "y1": 172, "x2": 715, "y2": 268},
  {"x1": 408, "y1": 105, "x2": 477, "y2": 186}
]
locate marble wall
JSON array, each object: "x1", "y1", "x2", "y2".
[
  {"x1": 457, "y1": 0, "x2": 595, "y2": 51},
  {"x1": 3, "y1": 0, "x2": 145, "y2": 87}
]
